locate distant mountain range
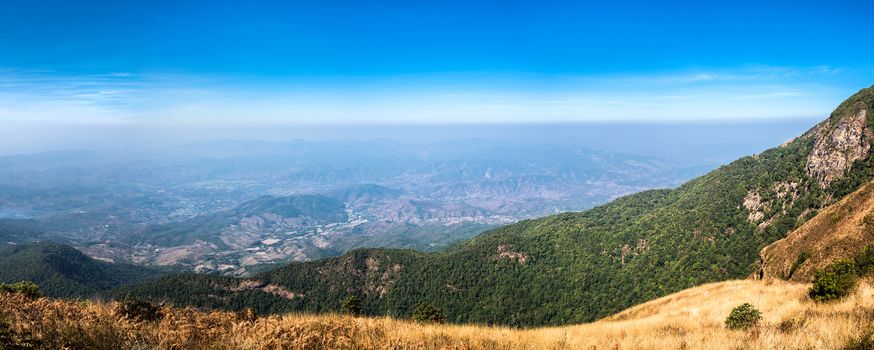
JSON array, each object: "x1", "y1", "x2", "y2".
[
  {"x1": 109, "y1": 85, "x2": 874, "y2": 326},
  {"x1": 3, "y1": 86, "x2": 871, "y2": 329},
  {"x1": 0, "y1": 138, "x2": 710, "y2": 273}
]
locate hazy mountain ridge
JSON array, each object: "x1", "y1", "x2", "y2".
[{"x1": 0, "y1": 140, "x2": 703, "y2": 273}]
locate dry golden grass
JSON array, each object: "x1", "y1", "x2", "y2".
[{"x1": 1, "y1": 278, "x2": 872, "y2": 349}]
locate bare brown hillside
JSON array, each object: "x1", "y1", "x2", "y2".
[{"x1": 759, "y1": 179, "x2": 874, "y2": 282}]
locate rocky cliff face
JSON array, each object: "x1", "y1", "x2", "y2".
[
  {"x1": 756, "y1": 87, "x2": 874, "y2": 281},
  {"x1": 806, "y1": 108, "x2": 871, "y2": 186}
]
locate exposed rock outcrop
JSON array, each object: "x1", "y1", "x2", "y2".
[
  {"x1": 496, "y1": 244, "x2": 528, "y2": 264},
  {"x1": 315, "y1": 253, "x2": 404, "y2": 298},
  {"x1": 225, "y1": 279, "x2": 301, "y2": 299},
  {"x1": 806, "y1": 108, "x2": 871, "y2": 186},
  {"x1": 618, "y1": 238, "x2": 649, "y2": 265},
  {"x1": 743, "y1": 191, "x2": 766, "y2": 223}
]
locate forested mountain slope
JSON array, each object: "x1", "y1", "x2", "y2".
[
  {"x1": 122, "y1": 86, "x2": 874, "y2": 326},
  {"x1": 0, "y1": 242, "x2": 165, "y2": 298}
]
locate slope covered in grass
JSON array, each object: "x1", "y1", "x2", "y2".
[{"x1": 4, "y1": 279, "x2": 874, "y2": 349}]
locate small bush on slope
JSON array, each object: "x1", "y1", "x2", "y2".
[
  {"x1": 809, "y1": 244, "x2": 874, "y2": 302},
  {"x1": 810, "y1": 260, "x2": 858, "y2": 302},
  {"x1": 116, "y1": 298, "x2": 163, "y2": 322},
  {"x1": 725, "y1": 303, "x2": 762, "y2": 330},
  {"x1": 411, "y1": 303, "x2": 446, "y2": 323},
  {"x1": 340, "y1": 296, "x2": 363, "y2": 316}
]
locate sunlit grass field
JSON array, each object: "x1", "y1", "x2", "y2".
[{"x1": 1, "y1": 278, "x2": 871, "y2": 349}]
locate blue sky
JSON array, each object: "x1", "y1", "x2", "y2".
[{"x1": 1, "y1": 0, "x2": 874, "y2": 128}]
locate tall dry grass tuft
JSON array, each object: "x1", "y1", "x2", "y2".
[{"x1": 1, "y1": 278, "x2": 872, "y2": 349}]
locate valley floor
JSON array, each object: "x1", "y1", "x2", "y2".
[{"x1": 1, "y1": 279, "x2": 871, "y2": 349}]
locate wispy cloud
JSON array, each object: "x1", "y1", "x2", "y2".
[{"x1": 0, "y1": 65, "x2": 869, "y2": 127}]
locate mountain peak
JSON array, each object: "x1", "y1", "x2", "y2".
[{"x1": 806, "y1": 85, "x2": 874, "y2": 187}]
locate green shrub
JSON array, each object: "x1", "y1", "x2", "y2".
[
  {"x1": 339, "y1": 296, "x2": 363, "y2": 316},
  {"x1": 810, "y1": 260, "x2": 859, "y2": 302},
  {"x1": 117, "y1": 298, "x2": 163, "y2": 322},
  {"x1": 725, "y1": 303, "x2": 762, "y2": 330},
  {"x1": 0, "y1": 281, "x2": 41, "y2": 299},
  {"x1": 411, "y1": 303, "x2": 446, "y2": 323}
]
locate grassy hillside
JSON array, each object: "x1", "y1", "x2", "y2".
[
  {"x1": 760, "y1": 179, "x2": 874, "y2": 281},
  {"x1": 3, "y1": 279, "x2": 873, "y2": 349},
  {"x1": 0, "y1": 242, "x2": 164, "y2": 298},
  {"x1": 119, "y1": 86, "x2": 874, "y2": 326}
]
